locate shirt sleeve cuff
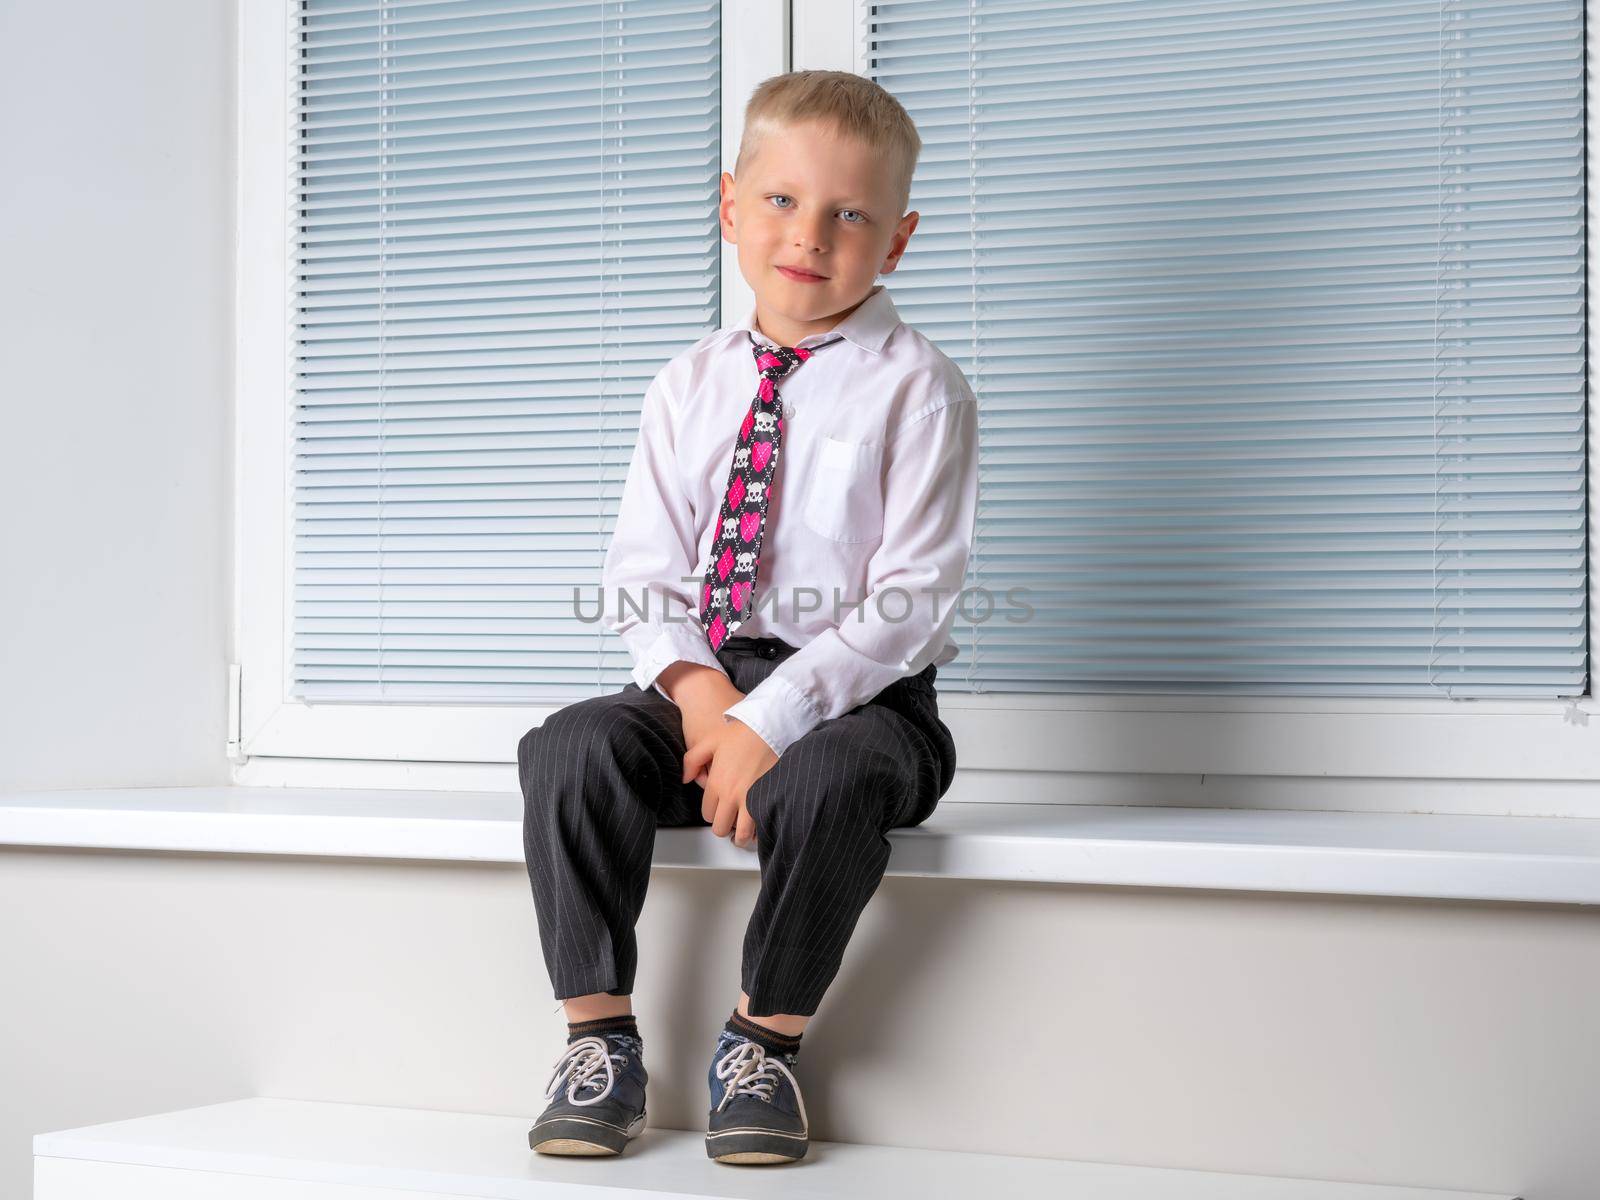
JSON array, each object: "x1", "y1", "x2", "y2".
[
  {"x1": 721, "y1": 674, "x2": 824, "y2": 758},
  {"x1": 625, "y1": 622, "x2": 727, "y2": 697}
]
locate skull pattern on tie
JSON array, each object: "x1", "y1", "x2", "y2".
[{"x1": 697, "y1": 330, "x2": 846, "y2": 652}]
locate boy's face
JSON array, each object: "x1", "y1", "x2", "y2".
[{"x1": 719, "y1": 119, "x2": 919, "y2": 345}]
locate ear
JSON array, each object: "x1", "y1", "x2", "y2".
[
  {"x1": 719, "y1": 171, "x2": 738, "y2": 244},
  {"x1": 880, "y1": 210, "x2": 920, "y2": 274}
]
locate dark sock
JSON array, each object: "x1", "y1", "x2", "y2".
[
  {"x1": 567, "y1": 1013, "x2": 642, "y2": 1057},
  {"x1": 722, "y1": 1009, "x2": 802, "y2": 1065}
]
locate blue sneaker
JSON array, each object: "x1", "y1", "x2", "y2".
[
  {"x1": 528, "y1": 1033, "x2": 647, "y2": 1156},
  {"x1": 704, "y1": 1030, "x2": 810, "y2": 1164}
]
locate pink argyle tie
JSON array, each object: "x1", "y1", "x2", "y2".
[{"x1": 697, "y1": 331, "x2": 845, "y2": 652}]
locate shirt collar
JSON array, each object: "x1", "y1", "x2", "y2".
[{"x1": 715, "y1": 283, "x2": 900, "y2": 356}]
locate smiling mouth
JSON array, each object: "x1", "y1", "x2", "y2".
[{"x1": 777, "y1": 265, "x2": 828, "y2": 281}]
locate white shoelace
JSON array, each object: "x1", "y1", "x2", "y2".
[
  {"x1": 545, "y1": 1035, "x2": 627, "y2": 1108},
  {"x1": 713, "y1": 1040, "x2": 809, "y2": 1135}
]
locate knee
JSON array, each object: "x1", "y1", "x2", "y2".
[
  {"x1": 519, "y1": 709, "x2": 591, "y2": 822},
  {"x1": 515, "y1": 702, "x2": 588, "y2": 791},
  {"x1": 517, "y1": 723, "x2": 542, "y2": 777},
  {"x1": 517, "y1": 698, "x2": 646, "y2": 792},
  {"x1": 753, "y1": 738, "x2": 903, "y2": 833},
  {"x1": 519, "y1": 697, "x2": 606, "y2": 755},
  {"x1": 516, "y1": 723, "x2": 547, "y2": 811}
]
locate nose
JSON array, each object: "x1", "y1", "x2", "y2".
[{"x1": 795, "y1": 218, "x2": 828, "y2": 253}]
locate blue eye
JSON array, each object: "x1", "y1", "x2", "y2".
[{"x1": 767, "y1": 196, "x2": 867, "y2": 223}]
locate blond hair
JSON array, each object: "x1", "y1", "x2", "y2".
[{"x1": 735, "y1": 70, "x2": 921, "y2": 215}]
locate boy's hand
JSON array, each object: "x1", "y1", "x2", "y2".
[
  {"x1": 683, "y1": 720, "x2": 778, "y2": 851},
  {"x1": 657, "y1": 662, "x2": 740, "y2": 785},
  {"x1": 679, "y1": 701, "x2": 734, "y2": 785}
]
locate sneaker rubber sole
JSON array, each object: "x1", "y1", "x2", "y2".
[
  {"x1": 704, "y1": 1126, "x2": 808, "y2": 1164},
  {"x1": 529, "y1": 1110, "x2": 645, "y2": 1156}
]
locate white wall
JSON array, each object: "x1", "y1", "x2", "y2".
[
  {"x1": 0, "y1": 0, "x2": 233, "y2": 793},
  {"x1": 1, "y1": 3, "x2": 1597, "y2": 1199},
  {"x1": 4, "y1": 847, "x2": 1598, "y2": 1199}
]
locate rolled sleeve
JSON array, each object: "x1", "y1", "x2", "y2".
[
  {"x1": 628, "y1": 622, "x2": 726, "y2": 698},
  {"x1": 722, "y1": 393, "x2": 979, "y2": 757},
  {"x1": 602, "y1": 370, "x2": 730, "y2": 698},
  {"x1": 722, "y1": 673, "x2": 825, "y2": 758}
]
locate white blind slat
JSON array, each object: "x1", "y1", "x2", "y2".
[
  {"x1": 291, "y1": 0, "x2": 720, "y2": 701},
  {"x1": 869, "y1": 0, "x2": 1586, "y2": 698}
]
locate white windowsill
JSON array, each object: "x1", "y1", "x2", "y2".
[{"x1": 2, "y1": 787, "x2": 1597, "y2": 905}]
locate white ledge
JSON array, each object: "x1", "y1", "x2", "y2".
[
  {"x1": 1, "y1": 786, "x2": 1598, "y2": 905},
  {"x1": 33, "y1": 1097, "x2": 1519, "y2": 1200}
]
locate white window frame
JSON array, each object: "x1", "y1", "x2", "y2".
[{"x1": 234, "y1": 0, "x2": 1600, "y2": 813}]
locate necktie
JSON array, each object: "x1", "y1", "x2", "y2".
[{"x1": 697, "y1": 330, "x2": 846, "y2": 652}]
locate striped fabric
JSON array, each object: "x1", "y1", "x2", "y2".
[{"x1": 517, "y1": 636, "x2": 956, "y2": 1017}]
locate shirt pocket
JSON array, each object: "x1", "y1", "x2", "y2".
[{"x1": 802, "y1": 435, "x2": 886, "y2": 543}]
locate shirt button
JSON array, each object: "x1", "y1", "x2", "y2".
[{"x1": 762, "y1": 646, "x2": 777, "y2": 659}]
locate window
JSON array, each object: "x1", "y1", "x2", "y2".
[
  {"x1": 858, "y1": 0, "x2": 1586, "y2": 701},
  {"x1": 237, "y1": 1, "x2": 780, "y2": 769},
  {"x1": 290, "y1": 0, "x2": 721, "y2": 704},
  {"x1": 239, "y1": 0, "x2": 1600, "y2": 809}
]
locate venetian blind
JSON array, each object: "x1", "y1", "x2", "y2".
[
  {"x1": 290, "y1": 0, "x2": 721, "y2": 701},
  {"x1": 868, "y1": 0, "x2": 1587, "y2": 697}
]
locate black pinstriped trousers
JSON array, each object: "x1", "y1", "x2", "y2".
[{"x1": 517, "y1": 635, "x2": 958, "y2": 1018}]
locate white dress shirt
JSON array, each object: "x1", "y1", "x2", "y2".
[{"x1": 600, "y1": 282, "x2": 979, "y2": 758}]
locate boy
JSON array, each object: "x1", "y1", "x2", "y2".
[{"x1": 517, "y1": 69, "x2": 978, "y2": 1165}]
